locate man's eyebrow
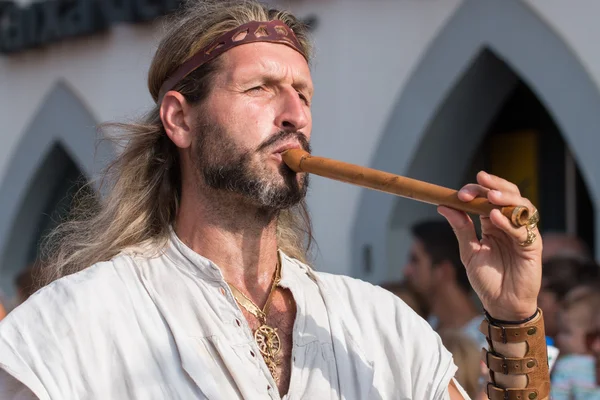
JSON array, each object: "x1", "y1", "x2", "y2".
[
  {"x1": 293, "y1": 80, "x2": 314, "y2": 96},
  {"x1": 244, "y1": 71, "x2": 313, "y2": 96}
]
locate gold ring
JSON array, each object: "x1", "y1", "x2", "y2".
[
  {"x1": 519, "y1": 225, "x2": 537, "y2": 247},
  {"x1": 527, "y1": 209, "x2": 540, "y2": 228}
]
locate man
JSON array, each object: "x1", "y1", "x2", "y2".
[
  {"x1": 0, "y1": 1, "x2": 549, "y2": 399},
  {"x1": 404, "y1": 220, "x2": 484, "y2": 346}
]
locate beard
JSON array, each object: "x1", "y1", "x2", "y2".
[{"x1": 192, "y1": 118, "x2": 310, "y2": 211}]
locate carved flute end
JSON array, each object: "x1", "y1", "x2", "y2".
[{"x1": 501, "y1": 205, "x2": 531, "y2": 228}]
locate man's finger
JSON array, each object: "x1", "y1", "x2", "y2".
[
  {"x1": 476, "y1": 171, "x2": 521, "y2": 195},
  {"x1": 489, "y1": 208, "x2": 541, "y2": 246},
  {"x1": 437, "y1": 206, "x2": 480, "y2": 266},
  {"x1": 457, "y1": 184, "x2": 490, "y2": 202},
  {"x1": 487, "y1": 190, "x2": 526, "y2": 208}
]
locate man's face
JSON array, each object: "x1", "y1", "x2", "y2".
[
  {"x1": 404, "y1": 239, "x2": 434, "y2": 301},
  {"x1": 192, "y1": 42, "x2": 313, "y2": 210}
]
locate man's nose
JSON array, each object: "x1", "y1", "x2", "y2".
[{"x1": 275, "y1": 88, "x2": 310, "y2": 132}]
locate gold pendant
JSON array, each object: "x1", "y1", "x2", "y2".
[{"x1": 254, "y1": 325, "x2": 281, "y2": 381}]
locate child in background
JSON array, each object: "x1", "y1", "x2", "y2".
[
  {"x1": 588, "y1": 314, "x2": 600, "y2": 390},
  {"x1": 552, "y1": 285, "x2": 600, "y2": 399}
]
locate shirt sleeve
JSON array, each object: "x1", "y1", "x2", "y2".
[
  {"x1": 446, "y1": 377, "x2": 470, "y2": 399},
  {"x1": 0, "y1": 310, "x2": 53, "y2": 400},
  {"x1": 315, "y1": 273, "x2": 459, "y2": 399},
  {"x1": 417, "y1": 324, "x2": 459, "y2": 400},
  {"x1": 377, "y1": 284, "x2": 458, "y2": 399}
]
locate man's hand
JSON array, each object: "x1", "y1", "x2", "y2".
[{"x1": 438, "y1": 171, "x2": 541, "y2": 321}]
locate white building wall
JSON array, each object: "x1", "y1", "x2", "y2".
[{"x1": 525, "y1": 0, "x2": 600, "y2": 91}]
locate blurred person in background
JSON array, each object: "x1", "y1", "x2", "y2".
[
  {"x1": 541, "y1": 231, "x2": 592, "y2": 263},
  {"x1": 381, "y1": 280, "x2": 429, "y2": 319},
  {"x1": 587, "y1": 311, "x2": 600, "y2": 392},
  {"x1": 404, "y1": 220, "x2": 484, "y2": 346},
  {"x1": 538, "y1": 257, "x2": 600, "y2": 340},
  {"x1": 551, "y1": 284, "x2": 600, "y2": 399}
]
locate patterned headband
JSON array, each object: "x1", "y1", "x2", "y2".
[{"x1": 157, "y1": 20, "x2": 305, "y2": 103}]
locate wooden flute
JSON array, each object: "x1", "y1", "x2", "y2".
[{"x1": 282, "y1": 149, "x2": 531, "y2": 228}]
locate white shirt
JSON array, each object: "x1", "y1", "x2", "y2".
[{"x1": 0, "y1": 231, "x2": 460, "y2": 399}]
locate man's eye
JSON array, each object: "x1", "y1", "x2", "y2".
[
  {"x1": 298, "y1": 92, "x2": 310, "y2": 105},
  {"x1": 247, "y1": 86, "x2": 265, "y2": 92}
]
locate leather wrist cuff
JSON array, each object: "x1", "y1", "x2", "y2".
[
  {"x1": 481, "y1": 349, "x2": 538, "y2": 375},
  {"x1": 479, "y1": 308, "x2": 550, "y2": 400}
]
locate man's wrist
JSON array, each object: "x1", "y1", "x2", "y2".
[
  {"x1": 483, "y1": 305, "x2": 538, "y2": 322},
  {"x1": 485, "y1": 308, "x2": 539, "y2": 325}
]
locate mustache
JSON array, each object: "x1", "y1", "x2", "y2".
[{"x1": 256, "y1": 131, "x2": 311, "y2": 153}]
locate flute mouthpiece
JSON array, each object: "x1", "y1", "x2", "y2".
[{"x1": 282, "y1": 149, "x2": 309, "y2": 173}]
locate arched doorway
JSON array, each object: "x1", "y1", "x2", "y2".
[
  {"x1": 0, "y1": 82, "x2": 113, "y2": 298},
  {"x1": 471, "y1": 81, "x2": 594, "y2": 252},
  {"x1": 352, "y1": 0, "x2": 600, "y2": 284}
]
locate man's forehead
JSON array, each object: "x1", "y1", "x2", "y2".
[
  {"x1": 222, "y1": 43, "x2": 312, "y2": 85},
  {"x1": 157, "y1": 20, "x2": 308, "y2": 103}
]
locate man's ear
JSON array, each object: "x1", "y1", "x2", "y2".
[{"x1": 160, "y1": 91, "x2": 194, "y2": 149}]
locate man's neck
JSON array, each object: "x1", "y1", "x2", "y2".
[
  {"x1": 431, "y1": 284, "x2": 480, "y2": 331},
  {"x1": 174, "y1": 187, "x2": 280, "y2": 305}
]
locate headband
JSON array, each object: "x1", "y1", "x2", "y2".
[{"x1": 157, "y1": 20, "x2": 305, "y2": 103}]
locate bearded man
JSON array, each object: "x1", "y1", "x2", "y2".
[{"x1": 0, "y1": 1, "x2": 549, "y2": 399}]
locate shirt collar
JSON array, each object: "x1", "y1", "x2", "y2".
[
  {"x1": 165, "y1": 226, "x2": 224, "y2": 281},
  {"x1": 165, "y1": 226, "x2": 307, "y2": 283}
]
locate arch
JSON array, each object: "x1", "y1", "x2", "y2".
[
  {"x1": 0, "y1": 81, "x2": 113, "y2": 296},
  {"x1": 352, "y1": 0, "x2": 600, "y2": 283}
]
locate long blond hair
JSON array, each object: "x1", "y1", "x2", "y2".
[{"x1": 40, "y1": 0, "x2": 314, "y2": 287}]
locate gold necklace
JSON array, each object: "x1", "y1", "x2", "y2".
[{"x1": 227, "y1": 260, "x2": 282, "y2": 382}]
